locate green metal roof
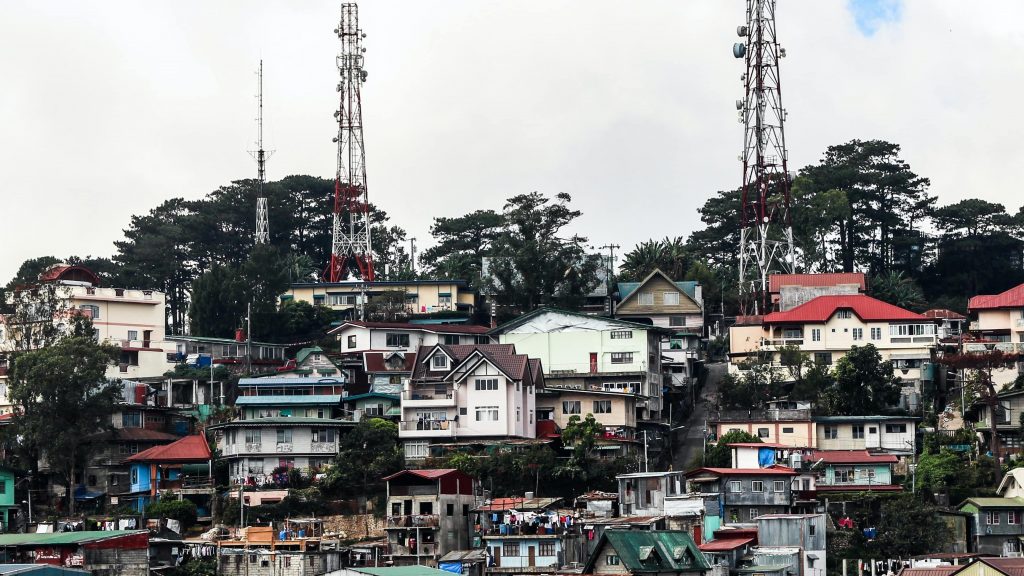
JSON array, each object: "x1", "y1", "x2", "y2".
[
  {"x1": 295, "y1": 346, "x2": 328, "y2": 365},
  {"x1": 583, "y1": 531, "x2": 709, "y2": 574},
  {"x1": 343, "y1": 393, "x2": 399, "y2": 402},
  {"x1": 618, "y1": 280, "x2": 700, "y2": 300},
  {"x1": 0, "y1": 530, "x2": 144, "y2": 546},
  {"x1": 235, "y1": 395, "x2": 342, "y2": 406},
  {"x1": 351, "y1": 567, "x2": 454, "y2": 576},
  {"x1": 960, "y1": 497, "x2": 1024, "y2": 509}
]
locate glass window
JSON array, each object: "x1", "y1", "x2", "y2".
[
  {"x1": 610, "y1": 330, "x2": 633, "y2": 340},
  {"x1": 811, "y1": 329, "x2": 821, "y2": 342},
  {"x1": 823, "y1": 426, "x2": 838, "y2": 439},
  {"x1": 773, "y1": 480, "x2": 785, "y2": 492},
  {"x1": 539, "y1": 542, "x2": 556, "y2": 557},
  {"x1": 386, "y1": 333, "x2": 410, "y2": 348},
  {"x1": 276, "y1": 429, "x2": 292, "y2": 444},
  {"x1": 758, "y1": 428, "x2": 770, "y2": 438},
  {"x1": 475, "y1": 406, "x2": 499, "y2": 421},
  {"x1": 750, "y1": 508, "x2": 759, "y2": 520},
  {"x1": 606, "y1": 555, "x2": 620, "y2": 566},
  {"x1": 871, "y1": 327, "x2": 882, "y2": 340},
  {"x1": 814, "y1": 352, "x2": 832, "y2": 366},
  {"x1": 852, "y1": 425, "x2": 865, "y2": 439},
  {"x1": 443, "y1": 334, "x2": 460, "y2": 345},
  {"x1": 782, "y1": 427, "x2": 794, "y2": 434},
  {"x1": 988, "y1": 511, "x2": 1000, "y2": 525},
  {"x1": 347, "y1": 335, "x2": 356, "y2": 349},
  {"x1": 593, "y1": 400, "x2": 612, "y2": 414},
  {"x1": 503, "y1": 542, "x2": 520, "y2": 556},
  {"x1": 432, "y1": 355, "x2": 448, "y2": 369},
  {"x1": 669, "y1": 316, "x2": 686, "y2": 327},
  {"x1": 610, "y1": 352, "x2": 633, "y2": 364},
  {"x1": 562, "y1": 401, "x2": 581, "y2": 414},
  {"x1": 312, "y1": 429, "x2": 336, "y2": 443},
  {"x1": 638, "y1": 292, "x2": 654, "y2": 305},
  {"x1": 121, "y1": 411, "x2": 141, "y2": 428},
  {"x1": 729, "y1": 481, "x2": 742, "y2": 492},
  {"x1": 475, "y1": 379, "x2": 499, "y2": 391},
  {"x1": 245, "y1": 429, "x2": 260, "y2": 444},
  {"x1": 664, "y1": 292, "x2": 680, "y2": 306},
  {"x1": 852, "y1": 328, "x2": 863, "y2": 341},
  {"x1": 836, "y1": 309, "x2": 852, "y2": 319},
  {"x1": 885, "y1": 423, "x2": 908, "y2": 433},
  {"x1": 127, "y1": 330, "x2": 138, "y2": 342},
  {"x1": 751, "y1": 481, "x2": 764, "y2": 492}
]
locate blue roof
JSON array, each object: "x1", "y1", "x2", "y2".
[
  {"x1": 235, "y1": 395, "x2": 343, "y2": 406},
  {"x1": 618, "y1": 280, "x2": 699, "y2": 300},
  {"x1": 238, "y1": 377, "x2": 344, "y2": 386},
  {"x1": 344, "y1": 392, "x2": 400, "y2": 402}
]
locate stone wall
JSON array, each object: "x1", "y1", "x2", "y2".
[{"x1": 321, "y1": 514, "x2": 386, "y2": 540}]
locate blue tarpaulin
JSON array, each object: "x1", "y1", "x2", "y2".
[
  {"x1": 439, "y1": 562, "x2": 463, "y2": 574},
  {"x1": 758, "y1": 448, "x2": 776, "y2": 467}
]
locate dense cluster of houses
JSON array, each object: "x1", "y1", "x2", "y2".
[{"x1": 2, "y1": 264, "x2": 1024, "y2": 575}]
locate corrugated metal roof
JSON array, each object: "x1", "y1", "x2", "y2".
[
  {"x1": 897, "y1": 568, "x2": 960, "y2": 576},
  {"x1": 0, "y1": 531, "x2": 145, "y2": 546},
  {"x1": 810, "y1": 450, "x2": 899, "y2": 464},
  {"x1": 234, "y1": 395, "x2": 342, "y2": 405},
  {"x1": 961, "y1": 497, "x2": 1024, "y2": 508},
  {"x1": 969, "y1": 283, "x2": 1024, "y2": 311},
  {"x1": 768, "y1": 273, "x2": 866, "y2": 293},
  {"x1": 0, "y1": 565, "x2": 91, "y2": 576},
  {"x1": 685, "y1": 467, "x2": 797, "y2": 477},
  {"x1": 330, "y1": 321, "x2": 489, "y2": 335},
  {"x1": 586, "y1": 531, "x2": 710, "y2": 573},
  {"x1": 698, "y1": 537, "x2": 754, "y2": 551},
  {"x1": 351, "y1": 566, "x2": 455, "y2": 576},
  {"x1": 923, "y1": 309, "x2": 966, "y2": 320},
  {"x1": 763, "y1": 294, "x2": 925, "y2": 324},
  {"x1": 126, "y1": 434, "x2": 210, "y2": 463},
  {"x1": 381, "y1": 469, "x2": 465, "y2": 481},
  {"x1": 238, "y1": 377, "x2": 344, "y2": 386}
]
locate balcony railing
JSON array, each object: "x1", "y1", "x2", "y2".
[
  {"x1": 970, "y1": 321, "x2": 980, "y2": 331},
  {"x1": 761, "y1": 337, "x2": 804, "y2": 348},
  {"x1": 387, "y1": 542, "x2": 437, "y2": 557},
  {"x1": 402, "y1": 389, "x2": 456, "y2": 406},
  {"x1": 387, "y1": 514, "x2": 439, "y2": 528},
  {"x1": 275, "y1": 443, "x2": 294, "y2": 453},
  {"x1": 400, "y1": 420, "x2": 451, "y2": 431}
]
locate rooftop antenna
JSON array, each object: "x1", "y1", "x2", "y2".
[
  {"x1": 326, "y1": 2, "x2": 375, "y2": 282},
  {"x1": 734, "y1": 0, "x2": 795, "y2": 316},
  {"x1": 251, "y1": 59, "x2": 274, "y2": 245}
]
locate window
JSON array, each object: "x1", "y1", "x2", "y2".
[
  {"x1": 809, "y1": 523, "x2": 816, "y2": 536},
  {"x1": 438, "y1": 294, "x2": 452, "y2": 306},
  {"x1": 283, "y1": 557, "x2": 291, "y2": 568},
  {"x1": 606, "y1": 555, "x2": 621, "y2": 566},
  {"x1": 475, "y1": 378, "x2": 499, "y2": 391},
  {"x1": 312, "y1": 295, "x2": 325, "y2": 305},
  {"x1": 988, "y1": 511, "x2": 1001, "y2": 525},
  {"x1": 386, "y1": 333, "x2": 410, "y2": 348},
  {"x1": 79, "y1": 304, "x2": 100, "y2": 319},
  {"x1": 889, "y1": 324, "x2": 937, "y2": 336},
  {"x1": 122, "y1": 411, "x2": 141, "y2": 428},
  {"x1": 432, "y1": 355, "x2": 449, "y2": 369},
  {"x1": 773, "y1": 480, "x2": 785, "y2": 492},
  {"x1": 852, "y1": 425, "x2": 865, "y2": 439},
  {"x1": 276, "y1": 429, "x2": 292, "y2": 444},
  {"x1": 750, "y1": 508, "x2": 759, "y2": 520},
  {"x1": 127, "y1": 330, "x2": 138, "y2": 342},
  {"x1": 278, "y1": 458, "x2": 294, "y2": 469},
  {"x1": 539, "y1": 542, "x2": 556, "y2": 557},
  {"x1": 119, "y1": 443, "x2": 139, "y2": 455},
  {"x1": 504, "y1": 542, "x2": 520, "y2": 556},
  {"x1": 729, "y1": 481, "x2": 742, "y2": 492},
  {"x1": 475, "y1": 335, "x2": 491, "y2": 344},
  {"x1": 811, "y1": 329, "x2": 821, "y2": 342},
  {"x1": 610, "y1": 352, "x2": 633, "y2": 364},
  {"x1": 475, "y1": 406, "x2": 499, "y2": 421},
  {"x1": 443, "y1": 334, "x2": 460, "y2": 345},
  {"x1": 782, "y1": 427, "x2": 794, "y2": 434},
  {"x1": 885, "y1": 423, "x2": 908, "y2": 434},
  {"x1": 814, "y1": 352, "x2": 833, "y2": 366},
  {"x1": 751, "y1": 481, "x2": 764, "y2": 492},
  {"x1": 638, "y1": 292, "x2": 654, "y2": 305},
  {"x1": 852, "y1": 328, "x2": 863, "y2": 341},
  {"x1": 562, "y1": 401, "x2": 581, "y2": 414},
  {"x1": 1010, "y1": 511, "x2": 1021, "y2": 525},
  {"x1": 245, "y1": 429, "x2": 260, "y2": 444},
  {"x1": 823, "y1": 426, "x2": 838, "y2": 439},
  {"x1": 311, "y1": 429, "x2": 336, "y2": 443},
  {"x1": 664, "y1": 292, "x2": 680, "y2": 305},
  {"x1": 446, "y1": 503, "x2": 454, "y2": 516},
  {"x1": 757, "y1": 428, "x2": 770, "y2": 438},
  {"x1": 594, "y1": 400, "x2": 612, "y2": 414},
  {"x1": 405, "y1": 441, "x2": 429, "y2": 459},
  {"x1": 610, "y1": 330, "x2": 633, "y2": 340},
  {"x1": 347, "y1": 335, "x2": 357, "y2": 349},
  {"x1": 871, "y1": 327, "x2": 882, "y2": 340},
  {"x1": 836, "y1": 309, "x2": 852, "y2": 319},
  {"x1": 669, "y1": 316, "x2": 686, "y2": 327}
]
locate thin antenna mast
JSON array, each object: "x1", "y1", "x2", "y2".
[
  {"x1": 734, "y1": 0, "x2": 795, "y2": 315},
  {"x1": 252, "y1": 59, "x2": 272, "y2": 245},
  {"x1": 326, "y1": 2, "x2": 375, "y2": 282}
]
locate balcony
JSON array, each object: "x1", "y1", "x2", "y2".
[
  {"x1": 970, "y1": 321, "x2": 980, "y2": 331},
  {"x1": 310, "y1": 442, "x2": 336, "y2": 453},
  {"x1": 275, "y1": 443, "x2": 294, "y2": 453},
  {"x1": 399, "y1": 420, "x2": 455, "y2": 438},
  {"x1": 387, "y1": 514, "x2": 440, "y2": 528},
  {"x1": 402, "y1": 388, "x2": 456, "y2": 407},
  {"x1": 387, "y1": 542, "x2": 437, "y2": 557},
  {"x1": 760, "y1": 337, "x2": 804, "y2": 350}
]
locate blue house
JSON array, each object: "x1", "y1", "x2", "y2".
[
  {"x1": 125, "y1": 434, "x2": 213, "y2": 517},
  {"x1": 475, "y1": 496, "x2": 581, "y2": 571}
]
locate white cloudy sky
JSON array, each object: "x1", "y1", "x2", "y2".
[{"x1": 2, "y1": 0, "x2": 1022, "y2": 283}]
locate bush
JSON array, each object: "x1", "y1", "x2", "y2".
[{"x1": 145, "y1": 496, "x2": 198, "y2": 531}]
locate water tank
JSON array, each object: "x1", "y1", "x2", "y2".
[
  {"x1": 733, "y1": 43, "x2": 746, "y2": 58},
  {"x1": 789, "y1": 452, "x2": 802, "y2": 469}
]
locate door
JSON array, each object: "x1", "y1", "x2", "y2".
[
  {"x1": 493, "y1": 546, "x2": 501, "y2": 567},
  {"x1": 528, "y1": 546, "x2": 536, "y2": 567},
  {"x1": 589, "y1": 353, "x2": 598, "y2": 373}
]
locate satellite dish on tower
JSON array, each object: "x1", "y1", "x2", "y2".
[{"x1": 733, "y1": 43, "x2": 746, "y2": 58}]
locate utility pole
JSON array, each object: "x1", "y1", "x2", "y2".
[
  {"x1": 597, "y1": 244, "x2": 620, "y2": 316},
  {"x1": 409, "y1": 238, "x2": 417, "y2": 276},
  {"x1": 643, "y1": 430, "x2": 649, "y2": 473},
  {"x1": 245, "y1": 303, "x2": 252, "y2": 375}
]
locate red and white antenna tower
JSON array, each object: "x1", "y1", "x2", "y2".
[
  {"x1": 734, "y1": 0, "x2": 794, "y2": 315},
  {"x1": 326, "y1": 2, "x2": 374, "y2": 282}
]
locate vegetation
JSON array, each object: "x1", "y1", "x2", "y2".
[
  {"x1": 704, "y1": 430, "x2": 761, "y2": 468},
  {"x1": 145, "y1": 496, "x2": 199, "y2": 531},
  {"x1": 322, "y1": 419, "x2": 404, "y2": 501}
]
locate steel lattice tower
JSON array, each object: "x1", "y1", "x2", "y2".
[
  {"x1": 253, "y1": 60, "x2": 270, "y2": 245},
  {"x1": 734, "y1": 0, "x2": 794, "y2": 315},
  {"x1": 326, "y1": 2, "x2": 374, "y2": 282}
]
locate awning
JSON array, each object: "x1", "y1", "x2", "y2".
[{"x1": 74, "y1": 486, "x2": 106, "y2": 501}]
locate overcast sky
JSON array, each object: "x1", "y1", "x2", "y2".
[{"x1": 3, "y1": 0, "x2": 1022, "y2": 284}]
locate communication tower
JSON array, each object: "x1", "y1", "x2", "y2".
[
  {"x1": 733, "y1": 0, "x2": 794, "y2": 315},
  {"x1": 326, "y1": 2, "x2": 374, "y2": 282},
  {"x1": 252, "y1": 60, "x2": 271, "y2": 245}
]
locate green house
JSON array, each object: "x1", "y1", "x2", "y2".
[
  {"x1": 0, "y1": 469, "x2": 17, "y2": 532},
  {"x1": 582, "y1": 530, "x2": 710, "y2": 576}
]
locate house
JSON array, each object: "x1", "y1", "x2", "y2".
[
  {"x1": 968, "y1": 283, "x2": 1024, "y2": 343},
  {"x1": 536, "y1": 387, "x2": 638, "y2": 456},
  {"x1": 684, "y1": 467, "x2": 797, "y2": 530},
  {"x1": 216, "y1": 523, "x2": 345, "y2": 576},
  {"x1": 812, "y1": 416, "x2": 919, "y2": 457},
  {"x1": 276, "y1": 346, "x2": 344, "y2": 378},
  {"x1": 965, "y1": 389, "x2": 1024, "y2": 457},
  {"x1": 924, "y1": 309, "x2": 967, "y2": 340},
  {"x1": 283, "y1": 279, "x2": 476, "y2": 317},
  {"x1": 474, "y1": 496, "x2": 581, "y2": 572},
  {"x1": 956, "y1": 497, "x2": 1024, "y2": 556},
  {"x1": 0, "y1": 468, "x2": 16, "y2": 533},
  {"x1": 944, "y1": 557, "x2": 1024, "y2": 576},
  {"x1": 0, "y1": 531, "x2": 149, "y2": 576},
  {"x1": 618, "y1": 472, "x2": 686, "y2": 517},
  {"x1": 0, "y1": 264, "x2": 174, "y2": 381},
  {"x1": 698, "y1": 535, "x2": 756, "y2": 572},
  {"x1": 708, "y1": 409, "x2": 815, "y2": 449},
  {"x1": 728, "y1": 295, "x2": 938, "y2": 401},
  {"x1": 166, "y1": 335, "x2": 288, "y2": 373},
  {"x1": 997, "y1": 468, "x2": 1024, "y2": 498},
  {"x1": 382, "y1": 469, "x2": 477, "y2": 566},
  {"x1": 755, "y1": 514, "x2": 827, "y2": 576},
  {"x1": 615, "y1": 269, "x2": 705, "y2": 396},
  {"x1": 575, "y1": 490, "x2": 619, "y2": 518},
  {"x1": 807, "y1": 451, "x2": 901, "y2": 493},
  {"x1": 343, "y1": 393, "x2": 401, "y2": 421},
  {"x1": 581, "y1": 530, "x2": 709, "y2": 576},
  {"x1": 211, "y1": 376, "x2": 357, "y2": 484},
  {"x1": 363, "y1": 351, "x2": 418, "y2": 395},
  {"x1": 398, "y1": 344, "x2": 541, "y2": 461},
  {"x1": 768, "y1": 273, "x2": 866, "y2": 312},
  {"x1": 491, "y1": 308, "x2": 671, "y2": 458},
  {"x1": 124, "y1": 434, "x2": 214, "y2": 517}
]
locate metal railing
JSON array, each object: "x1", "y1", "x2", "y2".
[{"x1": 387, "y1": 514, "x2": 439, "y2": 528}]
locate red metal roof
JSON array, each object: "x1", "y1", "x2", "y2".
[
  {"x1": 969, "y1": 283, "x2": 1024, "y2": 311},
  {"x1": 769, "y1": 273, "x2": 866, "y2": 293},
  {"x1": 810, "y1": 450, "x2": 898, "y2": 464},
  {"x1": 923, "y1": 308, "x2": 966, "y2": 320},
  {"x1": 38, "y1": 264, "x2": 101, "y2": 286},
  {"x1": 763, "y1": 294, "x2": 926, "y2": 324},
  {"x1": 363, "y1": 352, "x2": 417, "y2": 373},
  {"x1": 125, "y1": 434, "x2": 211, "y2": 463},
  {"x1": 699, "y1": 537, "x2": 755, "y2": 552},
  {"x1": 897, "y1": 568, "x2": 960, "y2": 576},
  {"x1": 685, "y1": 466, "x2": 797, "y2": 477},
  {"x1": 382, "y1": 468, "x2": 462, "y2": 481},
  {"x1": 116, "y1": 428, "x2": 181, "y2": 442}
]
